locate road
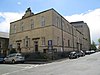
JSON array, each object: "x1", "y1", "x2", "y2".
[{"x1": 0, "y1": 52, "x2": 100, "y2": 75}]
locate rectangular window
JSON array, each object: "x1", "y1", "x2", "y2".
[
  {"x1": 41, "y1": 37, "x2": 45, "y2": 45},
  {"x1": 62, "y1": 21, "x2": 65, "y2": 30},
  {"x1": 17, "y1": 43, "x2": 21, "y2": 52},
  {"x1": 57, "y1": 37, "x2": 59, "y2": 45},
  {"x1": 31, "y1": 19, "x2": 34, "y2": 29},
  {"x1": 56, "y1": 17, "x2": 60, "y2": 28},
  {"x1": 20, "y1": 22, "x2": 24, "y2": 31},
  {"x1": 56, "y1": 17, "x2": 58, "y2": 27},
  {"x1": 26, "y1": 40, "x2": 28, "y2": 47},
  {"x1": 14, "y1": 24, "x2": 16, "y2": 33},
  {"x1": 68, "y1": 25, "x2": 71, "y2": 33},
  {"x1": 21, "y1": 25, "x2": 24, "y2": 31},
  {"x1": 28, "y1": 38, "x2": 30, "y2": 47},
  {"x1": 31, "y1": 24, "x2": 34, "y2": 29},
  {"x1": 25, "y1": 36, "x2": 30, "y2": 47},
  {"x1": 68, "y1": 40, "x2": 70, "y2": 47},
  {"x1": 23, "y1": 39, "x2": 25, "y2": 47},
  {"x1": 66, "y1": 24, "x2": 69, "y2": 32},
  {"x1": 41, "y1": 16, "x2": 45, "y2": 27}
]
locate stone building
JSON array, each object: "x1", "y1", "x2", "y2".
[
  {"x1": 70, "y1": 21, "x2": 91, "y2": 50},
  {"x1": 0, "y1": 32, "x2": 9, "y2": 56},
  {"x1": 9, "y1": 8, "x2": 91, "y2": 54}
]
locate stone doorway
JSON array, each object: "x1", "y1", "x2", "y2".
[{"x1": 34, "y1": 41, "x2": 38, "y2": 52}]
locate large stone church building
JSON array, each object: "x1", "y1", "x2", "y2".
[{"x1": 9, "y1": 8, "x2": 91, "y2": 54}]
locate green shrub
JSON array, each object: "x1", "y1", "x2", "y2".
[{"x1": 9, "y1": 48, "x2": 17, "y2": 54}]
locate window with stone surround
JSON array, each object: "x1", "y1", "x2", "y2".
[
  {"x1": 20, "y1": 22, "x2": 24, "y2": 31},
  {"x1": 56, "y1": 16, "x2": 60, "y2": 28},
  {"x1": 57, "y1": 37, "x2": 59, "y2": 45},
  {"x1": 41, "y1": 37, "x2": 45, "y2": 45},
  {"x1": 24, "y1": 36, "x2": 30, "y2": 48},
  {"x1": 31, "y1": 19, "x2": 34, "y2": 29},
  {"x1": 68, "y1": 40, "x2": 70, "y2": 47},
  {"x1": 41, "y1": 16, "x2": 45, "y2": 27},
  {"x1": 14, "y1": 24, "x2": 16, "y2": 33}
]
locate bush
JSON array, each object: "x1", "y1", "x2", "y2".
[{"x1": 9, "y1": 48, "x2": 17, "y2": 54}]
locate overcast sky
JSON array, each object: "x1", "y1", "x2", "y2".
[{"x1": 0, "y1": 0, "x2": 100, "y2": 44}]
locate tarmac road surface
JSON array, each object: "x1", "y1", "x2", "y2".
[{"x1": 0, "y1": 52, "x2": 100, "y2": 75}]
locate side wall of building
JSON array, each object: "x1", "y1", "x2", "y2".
[
  {"x1": 51, "y1": 10, "x2": 84, "y2": 52},
  {"x1": 71, "y1": 22, "x2": 91, "y2": 50},
  {"x1": 0, "y1": 38, "x2": 9, "y2": 56}
]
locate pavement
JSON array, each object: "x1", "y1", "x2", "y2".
[
  {"x1": 24, "y1": 57, "x2": 68, "y2": 64},
  {"x1": 24, "y1": 61, "x2": 48, "y2": 64}
]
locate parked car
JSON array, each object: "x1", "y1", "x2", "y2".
[
  {"x1": 80, "y1": 50, "x2": 85, "y2": 56},
  {"x1": 90, "y1": 50, "x2": 96, "y2": 54},
  {"x1": 4, "y1": 53, "x2": 25, "y2": 64},
  {"x1": 84, "y1": 50, "x2": 91, "y2": 55},
  {"x1": 69, "y1": 51, "x2": 78, "y2": 59},
  {"x1": 0, "y1": 56, "x2": 4, "y2": 63},
  {"x1": 76, "y1": 50, "x2": 85, "y2": 57}
]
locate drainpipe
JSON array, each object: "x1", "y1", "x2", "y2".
[
  {"x1": 72, "y1": 26, "x2": 74, "y2": 51},
  {"x1": 61, "y1": 17, "x2": 64, "y2": 53}
]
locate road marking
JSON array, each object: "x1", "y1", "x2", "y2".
[
  {"x1": 2, "y1": 68, "x2": 26, "y2": 75},
  {"x1": 1, "y1": 65, "x2": 39, "y2": 75},
  {"x1": 3, "y1": 64, "x2": 25, "y2": 68},
  {"x1": 24, "y1": 65, "x2": 39, "y2": 69}
]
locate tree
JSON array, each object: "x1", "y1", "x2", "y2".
[
  {"x1": 98, "y1": 38, "x2": 100, "y2": 44},
  {"x1": 98, "y1": 38, "x2": 100, "y2": 49},
  {"x1": 91, "y1": 41, "x2": 97, "y2": 50}
]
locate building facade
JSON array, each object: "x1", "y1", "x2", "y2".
[
  {"x1": 70, "y1": 21, "x2": 91, "y2": 50},
  {"x1": 9, "y1": 8, "x2": 91, "y2": 54},
  {"x1": 0, "y1": 32, "x2": 9, "y2": 56}
]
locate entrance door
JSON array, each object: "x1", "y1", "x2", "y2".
[
  {"x1": 34, "y1": 41, "x2": 38, "y2": 52},
  {"x1": 17, "y1": 43, "x2": 21, "y2": 53}
]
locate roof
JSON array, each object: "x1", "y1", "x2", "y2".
[
  {"x1": 10, "y1": 8, "x2": 54, "y2": 24},
  {"x1": 0, "y1": 32, "x2": 9, "y2": 38},
  {"x1": 70, "y1": 21, "x2": 84, "y2": 24},
  {"x1": 10, "y1": 8, "x2": 70, "y2": 25}
]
